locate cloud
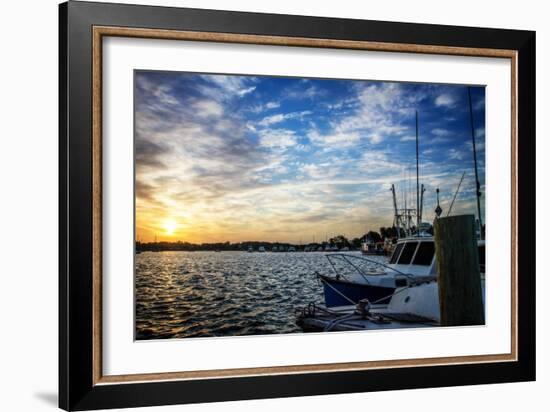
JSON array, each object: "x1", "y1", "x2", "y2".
[
  {"x1": 258, "y1": 129, "x2": 297, "y2": 149},
  {"x1": 237, "y1": 86, "x2": 257, "y2": 97},
  {"x1": 435, "y1": 93, "x2": 455, "y2": 107},
  {"x1": 447, "y1": 148, "x2": 465, "y2": 160},
  {"x1": 258, "y1": 110, "x2": 312, "y2": 127},
  {"x1": 198, "y1": 74, "x2": 257, "y2": 100},
  {"x1": 307, "y1": 82, "x2": 424, "y2": 149},
  {"x1": 369, "y1": 135, "x2": 383, "y2": 144},
  {"x1": 307, "y1": 129, "x2": 361, "y2": 147},
  {"x1": 300, "y1": 163, "x2": 341, "y2": 179},
  {"x1": 285, "y1": 84, "x2": 326, "y2": 100},
  {"x1": 248, "y1": 101, "x2": 280, "y2": 113},
  {"x1": 193, "y1": 100, "x2": 223, "y2": 117},
  {"x1": 362, "y1": 151, "x2": 401, "y2": 174},
  {"x1": 429, "y1": 136, "x2": 452, "y2": 144},
  {"x1": 431, "y1": 128, "x2": 451, "y2": 137}
]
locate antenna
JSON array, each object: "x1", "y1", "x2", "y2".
[
  {"x1": 415, "y1": 110, "x2": 420, "y2": 230},
  {"x1": 468, "y1": 87, "x2": 483, "y2": 239}
]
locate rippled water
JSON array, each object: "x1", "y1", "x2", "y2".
[{"x1": 135, "y1": 251, "x2": 382, "y2": 340}]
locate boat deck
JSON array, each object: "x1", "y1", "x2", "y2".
[{"x1": 297, "y1": 304, "x2": 439, "y2": 332}]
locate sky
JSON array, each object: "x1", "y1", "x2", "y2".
[{"x1": 135, "y1": 71, "x2": 485, "y2": 244}]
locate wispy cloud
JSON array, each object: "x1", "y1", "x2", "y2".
[
  {"x1": 435, "y1": 93, "x2": 456, "y2": 107},
  {"x1": 258, "y1": 110, "x2": 312, "y2": 127}
]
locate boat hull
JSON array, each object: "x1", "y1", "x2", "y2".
[{"x1": 319, "y1": 274, "x2": 395, "y2": 307}]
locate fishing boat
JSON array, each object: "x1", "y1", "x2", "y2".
[
  {"x1": 318, "y1": 235, "x2": 485, "y2": 307},
  {"x1": 360, "y1": 240, "x2": 386, "y2": 255}
]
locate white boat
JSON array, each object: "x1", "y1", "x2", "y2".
[
  {"x1": 298, "y1": 275, "x2": 485, "y2": 332},
  {"x1": 288, "y1": 246, "x2": 296, "y2": 252},
  {"x1": 247, "y1": 246, "x2": 254, "y2": 253},
  {"x1": 318, "y1": 235, "x2": 485, "y2": 307},
  {"x1": 258, "y1": 246, "x2": 266, "y2": 252}
]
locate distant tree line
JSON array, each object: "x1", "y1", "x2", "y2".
[{"x1": 137, "y1": 226, "x2": 407, "y2": 252}]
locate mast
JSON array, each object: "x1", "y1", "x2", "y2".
[
  {"x1": 415, "y1": 110, "x2": 420, "y2": 231},
  {"x1": 468, "y1": 87, "x2": 483, "y2": 239},
  {"x1": 403, "y1": 169, "x2": 407, "y2": 235}
]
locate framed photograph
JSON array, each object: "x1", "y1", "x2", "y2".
[{"x1": 59, "y1": 1, "x2": 535, "y2": 410}]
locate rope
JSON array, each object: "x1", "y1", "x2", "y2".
[
  {"x1": 370, "y1": 284, "x2": 412, "y2": 305},
  {"x1": 323, "y1": 313, "x2": 360, "y2": 331}
]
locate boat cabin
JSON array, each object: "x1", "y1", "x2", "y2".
[{"x1": 388, "y1": 236, "x2": 485, "y2": 277}]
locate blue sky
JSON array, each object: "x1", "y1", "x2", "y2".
[{"x1": 135, "y1": 71, "x2": 485, "y2": 243}]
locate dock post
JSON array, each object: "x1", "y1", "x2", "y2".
[{"x1": 434, "y1": 214, "x2": 484, "y2": 326}]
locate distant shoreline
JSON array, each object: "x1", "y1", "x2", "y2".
[{"x1": 136, "y1": 240, "x2": 359, "y2": 253}]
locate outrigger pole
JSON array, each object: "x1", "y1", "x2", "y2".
[
  {"x1": 447, "y1": 171, "x2": 466, "y2": 217},
  {"x1": 391, "y1": 184, "x2": 400, "y2": 239},
  {"x1": 467, "y1": 87, "x2": 483, "y2": 239}
]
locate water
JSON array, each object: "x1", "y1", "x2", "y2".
[{"x1": 135, "y1": 251, "x2": 383, "y2": 340}]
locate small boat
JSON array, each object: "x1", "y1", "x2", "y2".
[
  {"x1": 297, "y1": 276, "x2": 485, "y2": 332},
  {"x1": 247, "y1": 246, "x2": 254, "y2": 253},
  {"x1": 258, "y1": 246, "x2": 266, "y2": 252},
  {"x1": 297, "y1": 280, "x2": 440, "y2": 332},
  {"x1": 272, "y1": 246, "x2": 278, "y2": 252},
  {"x1": 288, "y1": 246, "x2": 296, "y2": 252}
]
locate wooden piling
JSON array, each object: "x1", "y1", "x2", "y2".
[{"x1": 434, "y1": 214, "x2": 484, "y2": 326}]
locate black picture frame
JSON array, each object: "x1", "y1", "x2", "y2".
[{"x1": 59, "y1": 1, "x2": 536, "y2": 410}]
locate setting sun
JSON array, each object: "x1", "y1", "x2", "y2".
[{"x1": 163, "y1": 219, "x2": 178, "y2": 235}]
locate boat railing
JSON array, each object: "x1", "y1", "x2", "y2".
[{"x1": 325, "y1": 253, "x2": 412, "y2": 284}]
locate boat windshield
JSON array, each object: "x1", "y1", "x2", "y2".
[
  {"x1": 412, "y1": 241, "x2": 435, "y2": 266},
  {"x1": 389, "y1": 243, "x2": 404, "y2": 264},
  {"x1": 397, "y1": 241, "x2": 418, "y2": 264}
]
